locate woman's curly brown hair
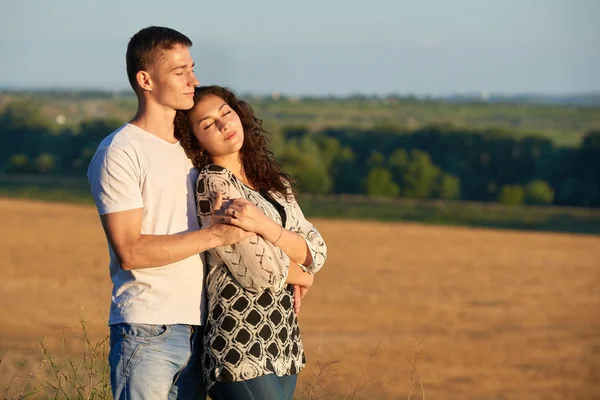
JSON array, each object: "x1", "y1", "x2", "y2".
[{"x1": 174, "y1": 85, "x2": 295, "y2": 200}]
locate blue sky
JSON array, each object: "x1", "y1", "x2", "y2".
[{"x1": 1, "y1": 0, "x2": 598, "y2": 95}]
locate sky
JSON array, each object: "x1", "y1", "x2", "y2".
[{"x1": 1, "y1": 0, "x2": 599, "y2": 96}]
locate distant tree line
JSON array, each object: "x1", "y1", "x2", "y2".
[{"x1": 1, "y1": 102, "x2": 599, "y2": 207}]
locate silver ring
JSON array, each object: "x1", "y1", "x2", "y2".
[{"x1": 232, "y1": 209, "x2": 238, "y2": 218}]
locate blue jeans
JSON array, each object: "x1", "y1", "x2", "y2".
[
  {"x1": 109, "y1": 323, "x2": 206, "y2": 400},
  {"x1": 210, "y1": 373, "x2": 297, "y2": 400}
]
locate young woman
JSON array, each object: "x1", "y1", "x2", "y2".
[{"x1": 174, "y1": 86, "x2": 327, "y2": 399}]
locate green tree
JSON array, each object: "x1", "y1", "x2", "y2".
[
  {"x1": 36, "y1": 153, "x2": 56, "y2": 174},
  {"x1": 578, "y1": 131, "x2": 600, "y2": 207},
  {"x1": 294, "y1": 165, "x2": 332, "y2": 194},
  {"x1": 366, "y1": 151, "x2": 385, "y2": 169},
  {"x1": 402, "y1": 150, "x2": 441, "y2": 199},
  {"x1": 436, "y1": 173, "x2": 461, "y2": 200},
  {"x1": 525, "y1": 180, "x2": 554, "y2": 205},
  {"x1": 388, "y1": 148, "x2": 409, "y2": 189},
  {"x1": 0, "y1": 101, "x2": 52, "y2": 162},
  {"x1": 279, "y1": 137, "x2": 332, "y2": 194},
  {"x1": 6, "y1": 154, "x2": 31, "y2": 173},
  {"x1": 314, "y1": 138, "x2": 359, "y2": 194},
  {"x1": 281, "y1": 125, "x2": 310, "y2": 141},
  {"x1": 498, "y1": 185, "x2": 525, "y2": 205},
  {"x1": 389, "y1": 148, "x2": 409, "y2": 171},
  {"x1": 364, "y1": 167, "x2": 400, "y2": 197}
]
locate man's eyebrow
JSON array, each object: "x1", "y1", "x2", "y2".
[
  {"x1": 170, "y1": 62, "x2": 195, "y2": 72},
  {"x1": 199, "y1": 103, "x2": 229, "y2": 123}
]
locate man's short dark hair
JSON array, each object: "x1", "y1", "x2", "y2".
[{"x1": 126, "y1": 26, "x2": 193, "y2": 91}]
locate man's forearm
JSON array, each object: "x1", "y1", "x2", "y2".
[{"x1": 119, "y1": 228, "x2": 221, "y2": 270}]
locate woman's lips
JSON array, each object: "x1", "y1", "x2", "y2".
[{"x1": 225, "y1": 131, "x2": 237, "y2": 140}]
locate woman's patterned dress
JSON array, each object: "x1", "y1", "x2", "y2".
[{"x1": 195, "y1": 164, "x2": 327, "y2": 390}]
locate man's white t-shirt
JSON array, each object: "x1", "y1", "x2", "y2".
[{"x1": 87, "y1": 123, "x2": 206, "y2": 326}]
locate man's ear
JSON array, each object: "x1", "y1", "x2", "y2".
[{"x1": 136, "y1": 70, "x2": 152, "y2": 92}]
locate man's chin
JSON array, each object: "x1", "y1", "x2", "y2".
[{"x1": 175, "y1": 99, "x2": 195, "y2": 111}]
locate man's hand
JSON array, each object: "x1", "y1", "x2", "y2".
[
  {"x1": 209, "y1": 224, "x2": 254, "y2": 246},
  {"x1": 210, "y1": 192, "x2": 228, "y2": 226}
]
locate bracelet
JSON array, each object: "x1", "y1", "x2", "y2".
[{"x1": 272, "y1": 225, "x2": 284, "y2": 245}]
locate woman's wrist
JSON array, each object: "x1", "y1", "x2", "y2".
[{"x1": 262, "y1": 220, "x2": 283, "y2": 243}]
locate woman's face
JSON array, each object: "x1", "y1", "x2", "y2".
[{"x1": 188, "y1": 94, "x2": 244, "y2": 158}]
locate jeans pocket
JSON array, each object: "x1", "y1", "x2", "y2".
[
  {"x1": 113, "y1": 324, "x2": 172, "y2": 378},
  {"x1": 122, "y1": 324, "x2": 171, "y2": 343},
  {"x1": 120, "y1": 335, "x2": 143, "y2": 378}
]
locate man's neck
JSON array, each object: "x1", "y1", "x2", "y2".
[{"x1": 130, "y1": 100, "x2": 178, "y2": 144}]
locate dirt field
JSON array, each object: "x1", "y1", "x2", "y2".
[{"x1": 1, "y1": 198, "x2": 598, "y2": 399}]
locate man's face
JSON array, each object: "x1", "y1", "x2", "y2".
[{"x1": 148, "y1": 45, "x2": 199, "y2": 110}]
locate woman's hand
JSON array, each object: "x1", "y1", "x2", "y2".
[
  {"x1": 293, "y1": 284, "x2": 312, "y2": 315},
  {"x1": 284, "y1": 260, "x2": 313, "y2": 315},
  {"x1": 222, "y1": 198, "x2": 281, "y2": 240}
]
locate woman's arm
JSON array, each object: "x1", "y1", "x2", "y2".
[
  {"x1": 223, "y1": 198, "x2": 314, "y2": 267},
  {"x1": 197, "y1": 166, "x2": 292, "y2": 293},
  {"x1": 287, "y1": 194, "x2": 327, "y2": 274},
  {"x1": 217, "y1": 178, "x2": 327, "y2": 275},
  {"x1": 285, "y1": 260, "x2": 314, "y2": 288}
]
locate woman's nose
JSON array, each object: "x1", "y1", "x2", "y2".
[{"x1": 218, "y1": 120, "x2": 229, "y2": 131}]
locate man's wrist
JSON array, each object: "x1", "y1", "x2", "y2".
[{"x1": 203, "y1": 225, "x2": 226, "y2": 248}]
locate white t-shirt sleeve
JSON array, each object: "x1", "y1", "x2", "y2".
[{"x1": 88, "y1": 146, "x2": 143, "y2": 215}]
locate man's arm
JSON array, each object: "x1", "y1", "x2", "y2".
[
  {"x1": 101, "y1": 200, "x2": 251, "y2": 271},
  {"x1": 88, "y1": 146, "x2": 251, "y2": 270}
]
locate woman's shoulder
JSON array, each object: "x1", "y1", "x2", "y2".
[
  {"x1": 198, "y1": 164, "x2": 241, "y2": 186},
  {"x1": 196, "y1": 164, "x2": 243, "y2": 198},
  {"x1": 199, "y1": 163, "x2": 232, "y2": 177}
]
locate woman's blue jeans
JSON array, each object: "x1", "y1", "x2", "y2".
[{"x1": 210, "y1": 373, "x2": 297, "y2": 400}]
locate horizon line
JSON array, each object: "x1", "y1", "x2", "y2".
[{"x1": 2, "y1": 85, "x2": 600, "y2": 99}]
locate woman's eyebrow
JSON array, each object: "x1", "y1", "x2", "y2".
[{"x1": 198, "y1": 103, "x2": 228, "y2": 123}]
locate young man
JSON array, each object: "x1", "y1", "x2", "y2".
[{"x1": 87, "y1": 26, "x2": 251, "y2": 399}]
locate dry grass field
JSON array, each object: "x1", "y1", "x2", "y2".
[{"x1": 0, "y1": 197, "x2": 599, "y2": 399}]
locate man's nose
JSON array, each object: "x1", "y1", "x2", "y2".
[{"x1": 189, "y1": 72, "x2": 200, "y2": 87}]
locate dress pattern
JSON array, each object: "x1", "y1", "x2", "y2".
[{"x1": 195, "y1": 164, "x2": 327, "y2": 389}]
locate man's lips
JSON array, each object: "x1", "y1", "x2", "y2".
[{"x1": 225, "y1": 131, "x2": 237, "y2": 140}]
